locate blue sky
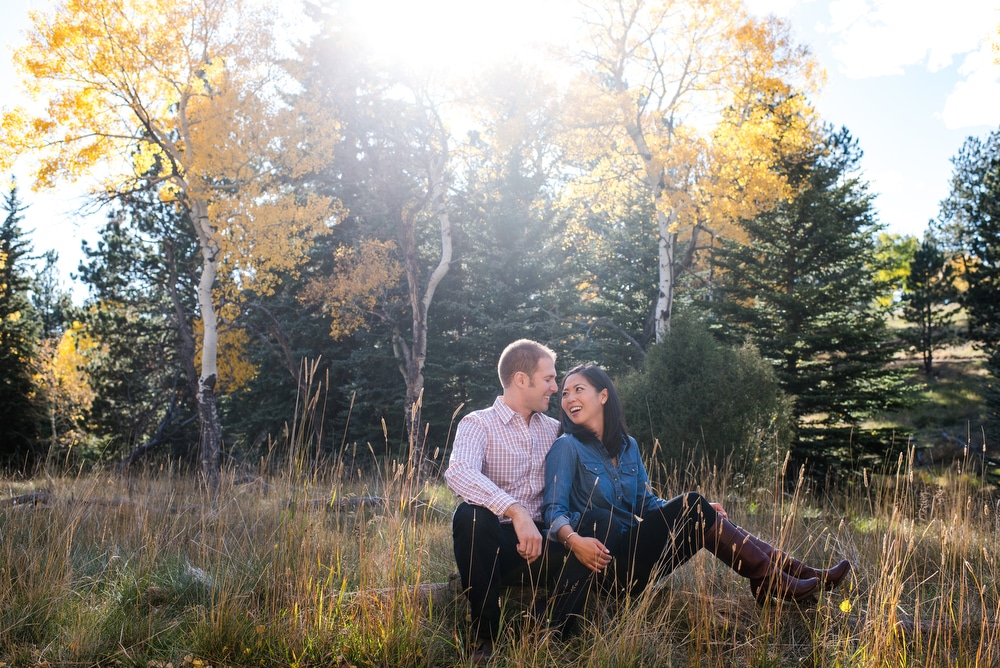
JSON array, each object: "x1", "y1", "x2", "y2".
[
  {"x1": 754, "y1": 0, "x2": 1000, "y2": 237},
  {"x1": 2, "y1": 0, "x2": 999, "y2": 300}
]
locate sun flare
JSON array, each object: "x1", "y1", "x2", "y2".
[{"x1": 345, "y1": 0, "x2": 576, "y2": 74}]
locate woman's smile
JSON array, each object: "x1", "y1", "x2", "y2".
[{"x1": 561, "y1": 372, "x2": 607, "y2": 438}]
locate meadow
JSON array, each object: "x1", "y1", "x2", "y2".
[
  {"x1": 1, "y1": 434, "x2": 998, "y2": 667},
  {"x1": 1, "y1": 346, "x2": 997, "y2": 667}
]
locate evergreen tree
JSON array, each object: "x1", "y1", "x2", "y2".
[
  {"x1": 0, "y1": 181, "x2": 41, "y2": 466},
  {"x1": 901, "y1": 235, "x2": 957, "y2": 375},
  {"x1": 617, "y1": 315, "x2": 793, "y2": 473},
  {"x1": 77, "y1": 192, "x2": 200, "y2": 463},
  {"x1": 706, "y1": 127, "x2": 909, "y2": 471},
  {"x1": 937, "y1": 129, "x2": 1000, "y2": 439},
  {"x1": 32, "y1": 250, "x2": 73, "y2": 340}
]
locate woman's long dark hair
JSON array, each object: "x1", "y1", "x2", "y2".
[{"x1": 560, "y1": 364, "x2": 630, "y2": 457}]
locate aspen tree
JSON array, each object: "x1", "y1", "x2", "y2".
[{"x1": 1, "y1": 0, "x2": 342, "y2": 484}]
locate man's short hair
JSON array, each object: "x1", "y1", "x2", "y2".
[{"x1": 497, "y1": 339, "x2": 557, "y2": 389}]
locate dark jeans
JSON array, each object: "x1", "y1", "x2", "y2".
[
  {"x1": 452, "y1": 503, "x2": 574, "y2": 642},
  {"x1": 562, "y1": 492, "x2": 720, "y2": 609}
]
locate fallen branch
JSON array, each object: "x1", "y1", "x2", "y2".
[{"x1": 0, "y1": 490, "x2": 52, "y2": 507}]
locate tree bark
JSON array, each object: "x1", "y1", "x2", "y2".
[{"x1": 191, "y1": 201, "x2": 223, "y2": 488}]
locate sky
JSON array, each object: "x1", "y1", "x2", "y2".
[{"x1": 2, "y1": 0, "x2": 999, "y2": 302}]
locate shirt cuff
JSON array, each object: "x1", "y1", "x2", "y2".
[
  {"x1": 547, "y1": 515, "x2": 571, "y2": 542},
  {"x1": 487, "y1": 492, "x2": 519, "y2": 520}
]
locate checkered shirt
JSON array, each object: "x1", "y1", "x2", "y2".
[{"x1": 444, "y1": 396, "x2": 560, "y2": 522}]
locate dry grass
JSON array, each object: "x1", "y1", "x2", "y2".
[
  {"x1": 1, "y1": 443, "x2": 999, "y2": 667},
  {"x1": 3, "y1": 358, "x2": 998, "y2": 667}
]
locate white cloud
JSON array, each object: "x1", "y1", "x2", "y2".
[
  {"x1": 823, "y1": 0, "x2": 999, "y2": 79},
  {"x1": 941, "y1": 43, "x2": 1000, "y2": 129}
]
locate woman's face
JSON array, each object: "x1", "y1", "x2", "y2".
[{"x1": 561, "y1": 372, "x2": 608, "y2": 436}]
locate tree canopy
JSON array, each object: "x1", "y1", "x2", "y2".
[
  {"x1": 705, "y1": 127, "x2": 910, "y2": 470},
  {"x1": 0, "y1": 0, "x2": 986, "y2": 479},
  {"x1": 1, "y1": 0, "x2": 343, "y2": 483}
]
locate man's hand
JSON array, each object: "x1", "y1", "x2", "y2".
[
  {"x1": 710, "y1": 502, "x2": 728, "y2": 521},
  {"x1": 505, "y1": 504, "x2": 543, "y2": 564}
]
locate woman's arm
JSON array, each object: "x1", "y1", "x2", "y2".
[
  {"x1": 554, "y1": 523, "x2": 612, "y2": 573},
  {"x1": 542, "y1": 436, "x2": 582, "y2": 541},
  {"x1": 545, "y1": 436, "x2": 613, "y2": 573}
]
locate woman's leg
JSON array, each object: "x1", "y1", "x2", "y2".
[
  {"x1": 732, "y1": 526, "x2": 852, "y2": 591},
  {"x1": 619, "y1": 492, "x2": 718, "y2": 596},
  {"x1": 627, "y1": 492, "x2": 820, "y2": 605},
  {"x1": 704, "y1": 516, "x2": 820, "y2": 604}
]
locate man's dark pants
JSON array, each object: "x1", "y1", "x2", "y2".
[{"x1": 453, "y1": 502, "x2": 584, "y2": 643}]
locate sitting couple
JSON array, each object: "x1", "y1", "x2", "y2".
[{"x1": 444, "y1": 339, "x2": 851, "y2": 662}]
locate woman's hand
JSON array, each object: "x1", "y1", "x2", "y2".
[
  {"x1": 710, "y1": 502, "x2": 728, "y2": 521},
  {"x1": 567, "y1": 535, "x2": 613, "y2": 573}
]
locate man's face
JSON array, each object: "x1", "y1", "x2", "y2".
[{"x1": 523, "y1": 356, "x2": 558, "y2": 414}]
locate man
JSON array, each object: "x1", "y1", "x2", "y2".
[{"x1": 444, "y1": 339, "x2": 562, "y2": 661}]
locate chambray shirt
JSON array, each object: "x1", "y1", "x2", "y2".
[{"x1": 542, "y1": 431, "x2": 665, "y2": 542}]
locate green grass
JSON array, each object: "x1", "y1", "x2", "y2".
[{"x1": 872, "y1": 338, "x2": 991, "y2": 462}]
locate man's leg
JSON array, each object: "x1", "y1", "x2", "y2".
[{"x1": 452, "y1": 503, "x2": 523, "y2": 644}]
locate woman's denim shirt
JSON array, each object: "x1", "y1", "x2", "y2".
[{"x1": 543, "y1": 431, "x2": 664, "y2": 542}]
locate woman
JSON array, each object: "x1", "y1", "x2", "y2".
[{"x1": 542, "y1": 364, "x2": 851, "y2": 629}]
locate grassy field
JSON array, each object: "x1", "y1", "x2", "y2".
[
  {"x1": 1, "y1": 445, "x2": 999, "y2": 667},
  {"x1": 1, "y1": 345, "x2": 996, "y2": 667}
]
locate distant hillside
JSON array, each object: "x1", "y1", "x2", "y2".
[{"x1": 873, "y1": 339, "x2": 992, "y2": 473}]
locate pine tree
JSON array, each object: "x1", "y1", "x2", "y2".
[
  {"x1": 32, "y1": 250, "x2": 73, "y2": 340},
  {"x1": 937, "y1": 129, "x2": 1000, "y2": 439},
  {"x1": 0, "y1": 181, "x2": 41, "y2": 466},
  {"x1": 707, "y1": 127, "x2": 910, "y2": 471},
  {"x1": 901, "y1": 236, "x2": 957, "y2": 375},
  {"x1": 77, "y1": 192, "x2": 200, "y2": 463}
]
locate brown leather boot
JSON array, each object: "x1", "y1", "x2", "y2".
[
  {"x1": 774, "y1": 555, "x2": 852, "y2": 591},
  {"x1": 735, "y1": 526, "x2": 852, "y2": 591},
  {"x1": 705, "y1": 518, "x2": 819, "y2": 606}
]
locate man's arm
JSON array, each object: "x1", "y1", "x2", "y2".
[
  {"x1": 445, "y1": 413, "x2": 542, "y2": 563},
  {"x1": 503, "y1": 502, "x2": 543, "y2": 564},
  {"x1": 444, "y1": 414, "x2": 518, "y2": 518}
]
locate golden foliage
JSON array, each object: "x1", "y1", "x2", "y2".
[
  {"x1": 193, "y1": 317, "x2": 257, "y2": 394},
  {"x1": 301, "y1": 239, "x2": 404, "y2": 340},
  {"x1": 0, "y1": 0, "x2": 345, "y2": 298},
  {"x1": 33, "y1": 322, "x2": 97, "y2": 449},
  {"x1": 559, "y1": 0, "x2": 822, "y2": 259},
  {"x1": 2, "y1": 0, "x2": 346, "y2": 430}
]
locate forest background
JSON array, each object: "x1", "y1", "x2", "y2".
[{"x1": 0, "y1": 0, "x2": 998, "y2": 485}]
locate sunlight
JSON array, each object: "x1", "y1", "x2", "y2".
[{"x1": 346, "y1": 0, "x2": 576, "y2": 74}]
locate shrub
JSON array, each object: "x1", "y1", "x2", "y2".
[{"x1": 618, "y1": 315, "x2": 793, "y2": 475}]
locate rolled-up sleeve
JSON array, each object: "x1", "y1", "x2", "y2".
[
  {"x1": 444, "y1": 414, "x2": 517, "y2": 517},
  {"x1": 543, "y1": 436, "x2": 581, "y2": 541}
]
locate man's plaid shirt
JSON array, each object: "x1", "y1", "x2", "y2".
[{"x1": 445, "y1": 396, "x2": 560, "y2": 522}]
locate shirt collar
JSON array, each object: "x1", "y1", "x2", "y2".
[{"x1": 494, "y1": 395, "x2": 544, "y2": 425}]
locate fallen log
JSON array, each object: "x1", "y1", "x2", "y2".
[
  {"x1": 0, "y1": 490, "x2": 52, "y2": 507},
  {"x1": 343, "y1": 572, "x2": 465, "y2": 609}
]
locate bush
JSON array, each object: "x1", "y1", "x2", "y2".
[{"x1": 618, "y1": 315, "x2": 793, "y2": 474}]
